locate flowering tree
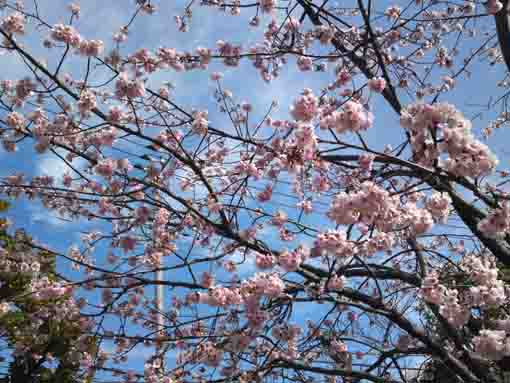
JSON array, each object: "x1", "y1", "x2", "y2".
[
  {"x1": 2, "y1": 0, "x2": 510, "y2": 382},
  {"x1": 0, "y1": 201, "x2": 97, "y2": 383}
]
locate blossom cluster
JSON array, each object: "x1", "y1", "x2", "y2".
[
  {"x1": 486, "y1": 0, "x2": 504, "y2": 14},
  {"x1": 328, "y1": 182, "x2": 395, "y2": 227},
  {"x1": 195, "y1": 341, "x2": 224, "y2": 367},
  {"x1": 115, "y1": 71, "x2": 146, "y2": 99},
  {"x1": 0, "y1": 228, "x2": 96, "y2": 375},
  {"x1": 421, "y1": 272, "x2": 469, "y2": 327},
  {"x1": 192, "y1": 272, "x2": 285, "y2": 331},
  {"x1": 367, "y1": 77, "x2": 386, "y2": 93},
  {"x1": 400, "y1": 103, "x2": 498, "y2": 177},
  {"x1": 320, "y1": 100, "x2": 374, "y2": 133},
  {"x1": 2, "y1": 0, "x2": 510, "y2": 378},
  {"x1": 1, "y1": 12, "x2": 25, "y2": 35},
  {"x1": 478, "y1": 203, "x2": 510, "y2": 237},
  {"x1": 313, "y1": 230, "x2": 354, "y2": 258},
  {"x1": 29, "y1": 277, "x2": 69, "y2": 301},
  {"x1": 425, "y1": 192, "x2": 451, "y2": 223},
  {"x1": 460, "y1": 254, "x2": 507, "y2": 308},
  {"x1": 0, "y1": 247, "x2": 40, "y2": 274},
  {"x1": 278, "y1": 245, "x2": 310, "y2": 271},
  {"x1": 421, "y1": 254, "x2": 510, "y2": 359},
  {"x1": 191, "y1": 110, "x2": 209, "y2": 136},
  {"x1": 473, "y1": 330, "x2": 510, "y2": 360},
  {"x1": 50, "y1": 24, "x2": 104, "y2": 57},
  {"x1": 290, "y1": 88, "x2": 319, "y2": 122},
  {"x1": 77, "y1": 89, "x2": 97, "y2": 117}
]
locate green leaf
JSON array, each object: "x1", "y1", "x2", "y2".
[{"x1": 0, "y1": 200, "x2": 10, "y2": 213}]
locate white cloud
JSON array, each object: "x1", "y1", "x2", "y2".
[
  {"x1": 30, "y1": 204, "x2": 70, "y2": 227},
  {"x1": 37, "y1": 151, "x2": 84, "y2": 180},
  {"x1": 229, "y1": 250, "x2": 256, "y2": 276},
  {"x1": 37, "y1": 154, "x2": 68, "y2": 177},
  {"x1": 32, "y1": 153, "x2": 86, "y2": 227}
]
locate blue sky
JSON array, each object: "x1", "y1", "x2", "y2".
[{"x1": 0, "y1": 0, "x2": 509, "y2": 381}]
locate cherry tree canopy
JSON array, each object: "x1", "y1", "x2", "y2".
[{"x1": 1, "y1": 0, "x2": 510, "y2": 382}]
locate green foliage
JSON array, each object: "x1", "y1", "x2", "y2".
[
  {"x1": 0, "y1": 201, "x2": 10, "y2": 213},
  {"x1": 0, "y1": 200, "x2": 96, "y2": 383}
]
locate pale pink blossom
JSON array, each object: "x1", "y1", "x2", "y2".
[
  {"x1": 1, "y1": 12, "x2": 25, "y2": 35},
  {"x1": 191, "y1": 110, "x2": 209, "y2": 136},
  {"x1": 77, "y1": 89, "x2": 97, "y2": 117},
  {"x1": 260, "y1": 0, "x2": 277, "y2": 13},
  {"x1": 486, "y1": 0, "x2": 504, "y2": 14},
  {"x1": 79, "y1": 39, "x2": 104, "y2": 56},
  {"x1": 368, "y1": 77, "x2": 386, "y2": 93},
  {"x1": 51, "y1": 24, "x2": 82, "y2": 47},
  {"x1": 290, "y1": 89, "x2": 319, "y2": 122}
]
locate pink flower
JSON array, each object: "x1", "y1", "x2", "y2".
[
  {"x1": 336, "y1": 70, "x2": 351, "y2": 87},
  {"x1": 420, "y1": 272, "x2": 444, "y2": 305},
  {"x1": 119, "y1": 236, "x2": 137, "y2": 253},
  {"x1": 406, "y1": 203, "x2": 434, "y2": 234},
  {"x1": 255, "y1": 253, "x2": 275, "y2": 269},
  {"x1": 473, "y1": 330, "x2": 509, "y2": 360},
  {"x1": 68, "y1": 3, "x2": 81, "y2": 17},
  {"x1": 368, "y1": 77, "x2": 386, "y2": 93},
  {"x1": 314, "y1": 230, "x2": 353, "y2": 258},
  {"x1": 100, "y1": 127, "x2": 117, "y2": 146},
  {"x1": 108, "y1": 106, "x2": 125, "y2": 123},
  {"x1": 278, "y1": 249, "x2": 303, "y2": 271},
  {"x1": 335, "y1": 101, "x2": 374, "y2": 133},
  {"x1": 79, "y1": 39, "x2": 104, "y2": 57},
  {"x1": 297, "y1": 56, "x2": 313, "y2": 71},
  {"x1": 358, "y1": 153, "x2": 375, "y2": 171},
  {"x1": 271, "y1": 210, "x2": 287, "y2": 226},
  {"x1": 51, "y1": 24, "x2": 82, "y2": 47},
  {"x1": 478, "y1": 203, "x2": 510, "y2": 236},
  {"x1": 401, "y1": 102, "x2": 498, "y2": 177},
  {"x1": 210, "y1": 72, "x2": 223, "y2": 81},
  {"x1": 5, "y1": 111, "x2": 25, "y2": 129},
  {"x1": 117, "y1": 158, "x2": 132, "y2": 172},
  {"x1": 260, "y1": 0, "x2": 276, "y2": 13},
  {"x1": 426, "y1": 192, "x2": 451, "y2": 223},
  {"x1": 115, "y1": 72, "x2": 145, "y2": 99},
  {"x1": 201, "y1": 272, "x2": 215, "y2": 288},
  {"x1": 290, "y1": 89, "x2": 319, "y2": 122},
  {"x1": 329, "y1": 340, "x2": 347, "y2": 354},
  {"x1": 77, "y1": 89, "x2": 97, "y2": 117},
  {"x1": 297, "y1": 200, "x2": 313, "y2": 214},
  {"x1": 94, "y1": 158, "x2": 117, "y2": 177},
  {"x1": 316, "y1": 25, "x2": 334, "y2": 45},
  {"x1": 311, "y1": 175, "x2": 330, "y2": 193},
  {"x1": 326, "y1": 275, "x2": 346, "y2": 290},
  {"x1": 191, "y1": 111, "x2": 209, "y2": 136},
  {"x1": 486, "y1": 0, "x2": 503, "y2": 14},
  {"x1": 257, "y1": 184, "x2": 273, "y2": 202},
  {"x1": 1, "y1": 13, "x2": 25, "y2": 35}
]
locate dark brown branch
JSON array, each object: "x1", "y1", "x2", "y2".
[
  {"x1": 296, "y1": 0, "x2": 402, "y2": 113},
  {"x1": 495, "y1": 0, "x2": 510, "y2": 73}
]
